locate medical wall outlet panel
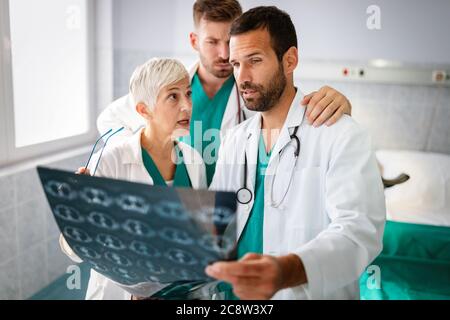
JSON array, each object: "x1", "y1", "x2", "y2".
[
  {"x1": 295, "y1": 60, "x2": 450, "y2": 87},
  {"x1": 37, "y1": 167, "x2": 237, "y2": 295}
]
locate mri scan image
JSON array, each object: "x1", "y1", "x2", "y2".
[{"x1": 38, "y1": 167, "x2": 237, "y2": 290}]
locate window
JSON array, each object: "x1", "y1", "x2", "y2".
[{"x1": 0, "y1": 0, "x2": 97, "y2": 167}]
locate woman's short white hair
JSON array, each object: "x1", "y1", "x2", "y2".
[{"x1": 129, "y1": 57, "x2": 189, "y2": 110}]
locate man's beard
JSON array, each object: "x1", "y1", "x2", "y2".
[
  {"x1": 240, "y1": 64, "x2": 286, "y2": 112},
  {"x1": 199, "y1": 53, "x2": 233, "y2": 79}
]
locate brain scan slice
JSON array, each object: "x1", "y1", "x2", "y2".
[
  {"x1": 165, "y1": 248, "x2": 197, "y2": 266},
  {"x1": 154, "y1": 202, "x2": 188, "y2": 221},
  {"x1": 159, "y1": 227, "x2": 194, "y2": 246},
  {"x1": 123, "y1": 219, "x2": 156, "y2": 238},
  {"x1": 138, "y1": 260, "x2": 165, "y2": 275},
  {"x1": 116, "y1": 194, "x2": 150, "y2": 215},
  {"x1": 89, "y1": 261, "x2": 109, "y2": 273},
  {"x1": 54, "y1": 205, "x2": 84, "y2": 223},
  {"x1": 96, "y1": 233, "x2": 126, "y2": 250},
  {"x1": 73, "y1": 245, "x2": 101, "y2": 260},
  {"x1": 63, "y1": 226, "x2": 93, "y2": 243},
  {"x1": 104, "y1": 251, "x2": 132, "y2": 267},
  {"x1": 80, "y1": 187, "x2": 112, "y2": 207},
  {"x1": 129, "y1": 241, "x2": 160, "y2": 257},
  {"x1": 195, "y1": 206, "x2": 234, "y2": 226},
  {"x1": 45, "y1": 180, "x2": 77, "y2": 200},
  {"x1": 87, "y1": 211, "x2": 120, "y2": 231},
  {"x1": 171, "y1": 267, "x2": 201, "y2": 281}
]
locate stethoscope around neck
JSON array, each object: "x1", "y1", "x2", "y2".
[{"x1": 236, "y1": 121, "x2": 302, "y2": 208}]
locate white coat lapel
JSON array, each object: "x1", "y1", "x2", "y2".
[
  {"x1": 268, "y1": 90, "x2": 305, "y2": 168},
  {"x1": 188, "y1": 61, "x2": 199, "y2": 81},
  {"x1": 220, "y1": 84, "x2": 241, "y2": 131}
]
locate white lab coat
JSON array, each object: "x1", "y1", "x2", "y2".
[
  {"x1": 96, "y1": 62, "x2": 252, "y2": 141},
  {"x1": 60, "y1": 129, "x2": 207, "y2": 300},
  {"x1": 210, "y1": 89, "x2": 386, "y2": 300}
]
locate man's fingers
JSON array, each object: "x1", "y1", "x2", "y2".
[
  {"x1": 76, "y1": 167, "x2": 91, "y2": 175},
  {"x1": 305, "y1": 90, "x2": 326, "y2": 117},
  {"x1": 308, "y1": 94, "x2": 334, "y2": 124},
  {"x1": 301, "y1": 91, "x2": 316, "y2": 106},
  {"x1": 312, "y1": 100, "x2": 340, "y2": 127},
  {"x1": 326, "y1": 108, "x2": 344, "y2": 126},
  {"x1": 206, "y1": 260, "x2": 265, "y2": 278},
  {"x1": 231, "y1": 276, "x2": 263, "y2": 288},
  {"x1": 233, "y1": 289, "x2": 267, "y2": 300},
  {"x1": 240, "y1": 253, "x2": 261, "y2": 261}
]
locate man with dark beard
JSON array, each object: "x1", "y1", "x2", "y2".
[
  {"x1": 97, "y1": 0, "x2": 354, "y2": 186},
  {"x1": 207, "y1": 6, "x2": 386, "y2": 300}
]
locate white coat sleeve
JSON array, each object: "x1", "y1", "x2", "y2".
[
  {"x1": 292, "y1": 125, "x2": 386, "y2": 299},
  {"x1": 59, "y1": 234, "x2": 83, "y2": 263}
]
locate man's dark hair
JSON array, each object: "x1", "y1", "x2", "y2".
[
  {"x1": 193, "y1": 0, "x2": 243, "y2": 27},
  {"x1": 230, "y1": 6, "x2": 298, "y2": 61}
]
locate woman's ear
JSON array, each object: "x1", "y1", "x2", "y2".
[
  {"x1": 283, "y1": 46, "x2": 299, "y2": 75},
  {"x1": 136, "y1": 103, "x2": 152, "y2": 121}
]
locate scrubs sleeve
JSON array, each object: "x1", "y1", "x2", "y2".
[{"x1": 292, "y1": 124, "x2": 386, "y2": 299}]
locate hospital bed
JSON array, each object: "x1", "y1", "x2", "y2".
[{"x1": 360, "y1": 150, "x2": 450, "y2": 300}]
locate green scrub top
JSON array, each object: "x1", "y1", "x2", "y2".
[
  {"x1": 220, "y1": 134, "x2": 273, "y2": 299},
  {"x1": 141, "y1": 144, "x2": 191, "y2": 188},
  {"x1": 237, "y1": 135, "x2": 272, "y2": 258},
  {"x1": 180, "y1": 73, "x2": 235, "y2": 186}
]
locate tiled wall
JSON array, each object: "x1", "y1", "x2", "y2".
[
  {"x1": 0, "y1": 152, "x2": 89, "y2": 299},
  {"x1": 298, "y1": 80, "x2": 450, "y2": 155}
]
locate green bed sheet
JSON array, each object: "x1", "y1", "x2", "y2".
[{"x1": 360, "y1": 220, "x2": 450, "y2": 300}]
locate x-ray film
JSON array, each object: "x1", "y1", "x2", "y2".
[{"x1": 37, "y1": 167, "x2": 237, "y2": 296}]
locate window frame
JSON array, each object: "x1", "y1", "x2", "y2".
[{"x1": 0, "y1": 0, "x2": 98, "y2": 168}]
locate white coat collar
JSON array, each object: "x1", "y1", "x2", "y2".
[
  {"x1": 243, "y1": 88, "x2": 305, "y2": 169},
  {"x1": 270, "y1": 89, "x2": 305, "y2": 161},
  {"x1": 188, "y1": 62, "x2": 200, "y2": 81},
  {"x1": 121, "y1": 128, "x2": 144, "y2": 165}
]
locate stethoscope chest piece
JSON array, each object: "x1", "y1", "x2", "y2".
[{"x1": 236, "y1": 187, "x2": 252, "y2": 204}]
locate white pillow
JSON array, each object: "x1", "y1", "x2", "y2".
[{"x1": 376, "y1": 150, "x2": 450, "y2": 226}]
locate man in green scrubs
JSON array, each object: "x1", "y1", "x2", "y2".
[
  {"x1": 183, "y1": 0, "x2": 354, "y2": 186},
  {"x1": 188, "y1": 73, "x2": 235, "y2": 185}
]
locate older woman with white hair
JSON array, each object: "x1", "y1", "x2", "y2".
[
  {"x1": 60, "y1": 58, "x2": 207, "y2": 300},
  {"x1": 87, "y1": 57, "x2": 206, "y2": 188}
]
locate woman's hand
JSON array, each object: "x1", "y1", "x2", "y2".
[{"x1": 76, "y1": 167, "x2": 91, "y2": 175}]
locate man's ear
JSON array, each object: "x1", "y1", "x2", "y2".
[
  {"x1": 283, "y1": 46, "x2": 299, "y2": 75},
  {"x1": 190, "y1": 32, "x2": 199, "y2": 51},
  {"x1": 136, "y1": 103, "x2": 152, "y2": 121}
]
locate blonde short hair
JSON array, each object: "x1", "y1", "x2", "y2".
[{"x1": 129, "y1": 58, "x2": 189, "y2": 109}]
